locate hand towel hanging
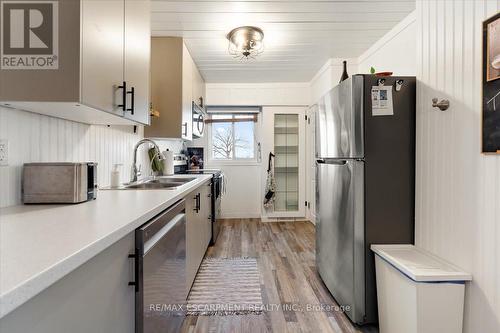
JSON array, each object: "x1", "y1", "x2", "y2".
[{"x1": 263, "y1": 152, "x2": 276, "y2": 209}]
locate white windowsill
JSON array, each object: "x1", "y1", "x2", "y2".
[{"x1": 207, "y1": 159, "x2": 261, "y2": 167}]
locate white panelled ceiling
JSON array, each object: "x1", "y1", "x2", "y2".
[{"x1": 151, "y1": 0, "x2": 416, "y2": 83}]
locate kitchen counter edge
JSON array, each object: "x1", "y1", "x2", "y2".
[{"x1": 0, "y1": 174, "x2": 212, "y2": 319}]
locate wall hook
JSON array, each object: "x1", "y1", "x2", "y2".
[{"x1": 432, "y1": 98, "x2": 450, "y2": 111}]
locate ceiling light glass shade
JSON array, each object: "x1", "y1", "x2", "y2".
[{"x1": 227, "y1": 26, "x2": 264, "y2": 60}]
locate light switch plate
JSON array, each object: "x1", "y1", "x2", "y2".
[{"x1": 0, "y1": 139, "x2": 9, "y2": 166}]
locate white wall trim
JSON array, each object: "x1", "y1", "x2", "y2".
[
  {"x1": 309, "y1": 58, "x2": 358, "y2": 88},
  {"x1": 206, "y1": 82, "x2": 311, "y2": 106},
  {"x1": 207, "y1": 82, "x2": 310, "y2": 89},
  {"x1": 309, "y1": 59, "x2": 335, "y2": 86},
  {"x1": 357, "y1": 10, "x2": 416, "y2": 65},
  {"x1": 221, "y1": 213, "x2": 262, "y2": 219}
]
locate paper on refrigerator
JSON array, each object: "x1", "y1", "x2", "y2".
[{"x1": 371, "y1": 86, "x2": 394, "y2": 116}]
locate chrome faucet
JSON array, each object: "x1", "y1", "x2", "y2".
[{"x1": 131, "y1": 139, "x2": 161, "y2": 183}]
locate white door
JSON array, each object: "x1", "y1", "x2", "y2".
[
  {"x1": 261, "y1": 107, "x2": 306, "y2": 219},
  {"x1": 305, "y1": 105, "x2": 317, "y2": 223}
]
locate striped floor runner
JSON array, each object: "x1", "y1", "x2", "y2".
[{"x1": 186, "y1": 258, "x2": 264, "y2": 316}]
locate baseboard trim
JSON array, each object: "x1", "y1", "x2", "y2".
[{"x1": 220, "y1": 213, "x2": 261, "y2": 219}]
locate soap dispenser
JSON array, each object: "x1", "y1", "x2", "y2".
[{"x1": 111, "y1": 164, "x2": 123, "y2": 188}]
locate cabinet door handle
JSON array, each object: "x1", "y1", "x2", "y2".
[
  {"x1": 128, "y1": 250, "x2": 139, "y2": 292},
  {"x1": 126, "y1": 87, "x2": 135, "y2": 115},
  {"x1": 194, "y1": 193, "x2": 200, "y2": 213},
  {"x1": 118, "y1": 81, "x2": 127, "y2": 111},
  {"x1": 182, "y1": 122, "x2": 188, "y2": 137},
  {"x1": 197, "y1": 114, "x2": 205, "y2": 134}
]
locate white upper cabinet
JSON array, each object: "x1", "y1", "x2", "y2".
[
  {"x1": 192, "y1": 62, "x2": 205, "y2": 107},
  {"x1": 0, "y1": 0, "x2": 151, "y2": 126},
  {"x1": 123, "y1": 0, "x2": 151, "y2": 125},
  {"x1": 182, "y1": 43, "x2": 194, "y2": 140},
  {"x1": 81, "y1": 0, "x2": 125, "y2": 116}
]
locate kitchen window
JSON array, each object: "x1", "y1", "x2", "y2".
[{"x1": 207, "y1": 107, "x2": 261, "y2": 162}]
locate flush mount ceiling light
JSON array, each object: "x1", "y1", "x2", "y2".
[{"x1": 226, "y1": 26, "x2": 264, "y2": 60}]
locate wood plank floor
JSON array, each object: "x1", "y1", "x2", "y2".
[{"x1": 181, "y1": 219, "x2": 378, "y2": 333}]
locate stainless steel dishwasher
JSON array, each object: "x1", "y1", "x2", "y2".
[{"x1": 132, "y1": 199, "x2": 187, "y2": 333}]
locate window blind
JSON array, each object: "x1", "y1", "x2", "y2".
[{"x1": 205, "y1": 106, "x2": 261, "y2": 123}]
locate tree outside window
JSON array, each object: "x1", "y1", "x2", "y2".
[{"x1": 211, "y1": 114, "x2": 256, "y2": 160}]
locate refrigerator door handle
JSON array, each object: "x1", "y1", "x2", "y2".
[
  {"x1": 328, "y1": 160, "x2": 348, "y2": 165},
  {"x1": 317, "y1": 159, "x2": 348, "y2": 165}
]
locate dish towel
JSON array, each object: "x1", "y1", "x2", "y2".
[
  {"x1": 148, "y1": 147, "x2": 164, "y2": 174},
  {"x1": 263, "y1": 153, "x2": 276, "y2": 209}
]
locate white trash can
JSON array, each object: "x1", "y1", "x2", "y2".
[{"x1": 371, "y1": 245, "x2": 472, "y2": 333}]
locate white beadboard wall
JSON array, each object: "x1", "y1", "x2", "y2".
[
  {"x1": 0, "y1": 107, "x2": 153, "y2": 208},
  {"x1": 415, "y1": 1, "x2": 500, "y2": 332}
]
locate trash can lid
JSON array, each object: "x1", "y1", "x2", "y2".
[{"x1": 371, "y1": 244, "x2": 472, "y2": 282}]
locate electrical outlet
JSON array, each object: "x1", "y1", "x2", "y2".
[{"x1": 0, "y1": 139, "x2": 9, "y2": 166}]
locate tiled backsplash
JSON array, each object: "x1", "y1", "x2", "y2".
[{"x1": 0, "y1": 107, "x2": 183, "y2": 208}]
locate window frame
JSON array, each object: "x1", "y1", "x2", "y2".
[{"x1": 207, "y1": 111, "x2": 261, "y2": 166}]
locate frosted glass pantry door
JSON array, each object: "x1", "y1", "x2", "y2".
[{"x1": 261, "y1": 107, "x2": 306, "y2": 219}]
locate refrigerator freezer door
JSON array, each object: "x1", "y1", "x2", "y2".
[
  {"x1": 316, "y1": 160, "x2": 365, "y2": 324},
  {"x1": 316, "y1": 76, "x2": 364, "y2": 159}
]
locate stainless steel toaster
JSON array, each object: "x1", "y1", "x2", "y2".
[{"x1": 22, "y1": 162, "x2": 98, "y2": 204}]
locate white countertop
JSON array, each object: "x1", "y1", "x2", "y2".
[
  {"x1": 371, "y1": 244, "x2": 472, "y2": 282},
  {"x1": 0, "y1": 174, "x2": 212, "y2": 319}
]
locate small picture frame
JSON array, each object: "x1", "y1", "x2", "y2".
[
  {"x1": 482, "y1": 12, "x2": 500, "y2": 153},
  {"x1": 486, "y1": 13, "x2": 500, "y2": 82}
]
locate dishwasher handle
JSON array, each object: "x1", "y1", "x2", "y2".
[
  {"x1": 128, "y1": 250, "x2": 139, "y2": 292},
  {"x1": 143, "y1": 213, "x2": 185, "y2": 254},
  {"x1": 139, "y1": 199, "x2": 186, "y2": 244}
]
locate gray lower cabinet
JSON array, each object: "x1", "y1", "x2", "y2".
[
  {"x1": 0, "y1": 233, "x2": 135, "y2": 333},
  {"x1": 0, "y1": 0, "x2": 150, "y2": 126},
  {"x1": 186, "y1": 180, "x2": 212, "y2": 293}
]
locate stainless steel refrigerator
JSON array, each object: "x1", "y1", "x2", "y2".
[{"x1": 315, "y1": 75, "x2": 416, "y2": 325}]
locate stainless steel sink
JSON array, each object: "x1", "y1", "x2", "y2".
[
  {"x1": 149, "y1": 177, "x2": 197, "y2": 185},
  {"x1": 124, "y1": 182, "x2": 180, "y2": 190},
  {"x1": 102, "y1": 177, "x2": 197, "y2": 190}
]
